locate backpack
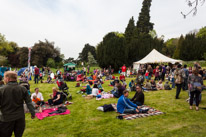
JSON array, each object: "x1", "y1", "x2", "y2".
[{"x1": 175, "y1": 70, "x2": 183, "y2": 84}]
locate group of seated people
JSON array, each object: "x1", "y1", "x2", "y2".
[
  {"x1": 84, "y1": 80, "x2": 104, "y2": 97},
  {"x1": 30, "y1": 87, "x2": 64, "y2": 112},
  {"x1": 129, "y1": 79, "x2": 172, "y2": 91}
]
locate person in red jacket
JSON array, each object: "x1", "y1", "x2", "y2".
[
  {"x1": 121, "y1": 64, "x2": 126, "y2": 76},
  {"x1": 119, "y1": 74, "x2": 125, "y2": 82}
]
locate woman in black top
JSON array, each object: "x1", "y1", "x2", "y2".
[{"x1": 48, "y1": 87, "x2": 63, "y2": 105}]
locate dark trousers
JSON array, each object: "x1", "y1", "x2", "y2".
[
  {"x1": 48, "y1": 99, "x2": 63, "y2": 105},
  {"x1": 183, "y1": 78, "x2": 188, "y2": 90},
  {"x1": 161, "y1": 73, "x2": 165, "y2": 81},
  {"x1": 0, "y1": 117, "x2": 25, "y2": 137},
  {"x1": 190, "y1": 90, "x2": 201, "y2": 106},
  {"x1": 176, "y1": 83, "x2": 182, "y2": 99},
  {"x1": 34, "y1": 74, "x2": 39, "y2": 84}
]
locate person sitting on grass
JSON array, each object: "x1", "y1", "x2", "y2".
[
  {"x1": 87, "y1": 84, "x2": 99, "y2": 98},
  {"x1": 113, "y1": 83, "x2": 125, "y2": 98},
  {"x1": 157, "y1": 80, "x2": 164, "y2": 90},
  {"x1": 143, "y1": 79, "x2": 151, "y2": 91},
  {"x1": 97, "y1": 81, "x2": 103, "y2": 92},
  {"x1": 150, "y1": 79, "x2": 157, "y2": 90},
  {"x1": 164, "y1": 81, "x2": 171, "y2": 90},
  {"x1": 122, "y1": 79, "x2": 127, "y2": 88},
  {"x1": 86, "y1": 81, "x2": 93, "y2": 95},
  {"x1": 110, "y1": 77, "x2": 119, "y2": 86},
  {"x1": 48, "y1": 87, "x2": 63, "y2": 106},
  {"x1": 43, "y1": 75, "x2": 52, "y2": 83},
  {"x1": 131, "y1": 85, "x2": 144, "y2": 106},
  {"x1": 119, "y1": 73, "x2": 125, "y2": 82},
  {"x1": 31, "y1": 88, "x2": 44, "y2": 104},
  {"x1": 117, "y1": 90, "x2": 145, "y2": 114},
  {"x1": 32, "y1": 95, "x2": 43, "y2": 112},
  {"x1": 129, "y1": 80, "x2": 135, "y2": 91}
]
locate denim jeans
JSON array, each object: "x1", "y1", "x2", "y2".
[
  {"x1": 124, "y1": 109, "x2": 137, "y2": 114},
  {"x1": 172, "y1": 78, "x2": 175, "y2": 88},
  {"x1": 34, "y1": 74, "x2": 39, "y2": 84}
]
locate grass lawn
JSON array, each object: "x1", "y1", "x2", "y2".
[{"x1": 22, "y1": 75, "x2": 206, "y2": 137}]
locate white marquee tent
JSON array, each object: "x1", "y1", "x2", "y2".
[{"x1": 133, "y1": 49, "x2": 182, "y2": 70}]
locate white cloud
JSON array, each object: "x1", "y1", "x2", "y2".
[{"x1": 0, "y1": 0, "x2": 205, "y2": 59}]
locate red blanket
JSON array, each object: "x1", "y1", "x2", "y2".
[{"x1": 36, "y1": 108, "x2": 70, "y2": 120}]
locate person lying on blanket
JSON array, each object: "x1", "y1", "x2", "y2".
[
  {"x1": 48, "y1": 87, "x2": 63, "y2": 106},
  {"x1": 117, "y1": 90, "x2": 145, "y2": 114}
]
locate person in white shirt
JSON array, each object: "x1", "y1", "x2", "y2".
[
  {"x1": 31, "y1": 88, "x2": 44, "y2": 102},
  {"x1": 91, "y1": 84, "x2": 99, "y2": 96},
  {"x1": 157, "y1": 80, "x2": 164, "y2": 90}
]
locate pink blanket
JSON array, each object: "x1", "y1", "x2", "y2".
[{"x1": 36, "y1": 108, "x2": 70, "y2": 120}]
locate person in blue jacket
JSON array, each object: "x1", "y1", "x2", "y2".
[{"x1": 117, "y1": 90, "x2": 140, "y2": 114}]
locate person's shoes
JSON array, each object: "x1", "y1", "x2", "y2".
[
  {"x1": 97, "y1": 107, "x2": 104, "y2": 111},
  {"x1": 196, "y1": 107, "x2": 199, "y2": 111},
  {"x1": 175, "y1": 97, "x2": 180, "y2": 99},
  {"x1": 190, "y1": 106, "x2": 193, "y2": 110}
]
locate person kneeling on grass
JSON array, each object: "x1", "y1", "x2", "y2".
[
  {"x1": 48, "y1": 87, "x2": 63, "y2": 106},
  {"x1": 117, "y1": 90, "x2": 146, "y2": 114}
]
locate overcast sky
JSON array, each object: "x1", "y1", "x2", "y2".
[{"x1": 0, "y1": 0, "x2": 205, "y2": 59}]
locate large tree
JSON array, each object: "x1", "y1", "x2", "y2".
[
  {"x1": 136, "y1": 0, "x2": 154, "y2": 34},
  {"x1": 96, "y1": 32, "x2": 127, "y2": 71},
  {"x1": 17, "y1": 47, "x2": 29, "y2": 67},
  {"x1": 31, "y1": 39, "x2": 62, "y2": 67},
  {"x1": 79, "y1": 43, "x2": 96, "y2": 62}
]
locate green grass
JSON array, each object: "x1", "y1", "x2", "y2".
[{"x1": 22, "y1": 76, "x2": 206, "y2": 137}]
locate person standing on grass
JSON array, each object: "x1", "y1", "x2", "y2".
[
  {"x1": 188, "y1": 69, "x2": 203, "y2": 111},
  {"x1": 0, "y1": 71, "x2": 35, "y2": 137},
  {"x1": 121, "y1": 64, "x2": 126, "y2": 76},
  {"x1": 183, "y1": 64, "x2": 189, "y2": 90},
  {"x1": 34, "y1": 65, "x2": 40, "y2": 84},
  {"x1": 174, "y1": 64, "x2": 185, "y2": 99}
]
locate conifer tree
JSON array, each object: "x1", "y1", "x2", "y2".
[
  {"x1": 88, "y1": 52, "x2": 97, "y2": 65},
  {"x1": 136, "y1": 0, "x2": 154, "y2": 34},
  {"x1": 125, "y1": 16, "x2": 135, "y2": 44},
  {"x1": 173, "y1": 35, "x2": 184, "y2": 59}
]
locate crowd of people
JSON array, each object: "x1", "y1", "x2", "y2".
[{"x1": 0, "y1": 62, "x2": 205, "y2": 136}]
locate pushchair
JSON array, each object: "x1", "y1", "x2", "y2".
[
  {"x1": 56, "y1": 80, "x2": 72, "y2": 101},
  {"x1": 19, "y1": 81, "x2": 31, "y2": 96}
]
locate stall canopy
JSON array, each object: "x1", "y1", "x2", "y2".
[
  {"x1": 63, "y1": 62, "x2": 76, "y2": 68},
  {"x1": 133, "y1": 49, "x2": 182, "y2": 70},
  {"x1": 64, "y1": 62, "x2": 76, "y2": 72}
]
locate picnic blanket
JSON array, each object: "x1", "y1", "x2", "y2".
[
  {"x1": 24, "y1": 102, "x2": 73, "y2": 113},
  {"x1": 111, "y1": 104, "x2": 164, "y2": 120},
  {"x1": 36, "y1": 107, "x2": 70, "y2": 120}
]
